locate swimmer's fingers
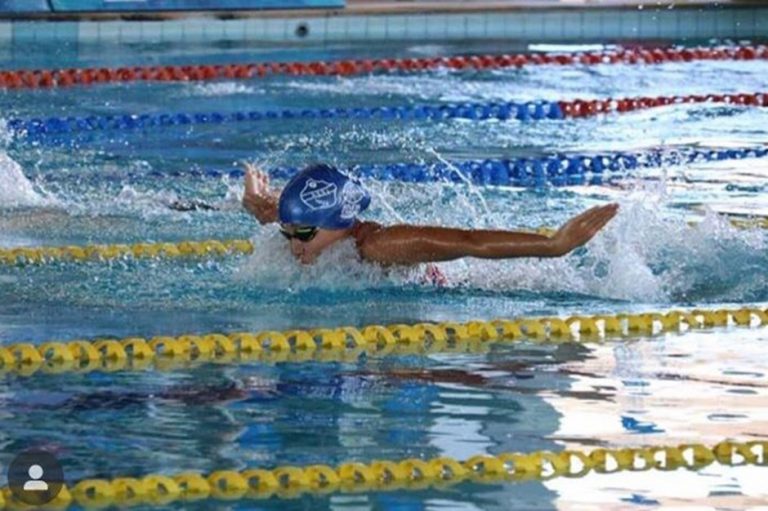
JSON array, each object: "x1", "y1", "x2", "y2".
[
  {"x1": 568, "y1": 204, "x2": 618, "y2": 231},
  {"x1": 244, "y1": 168, "x2": 258, "y2": 196},
  {"x1": 579, "y1": 204, "x2": 618, "y2": 234},
  {"x1": 553, "y1": 204, "x2": 618, "y2": 253},
  {"x1": 245, "y1": 166, "x2": 271, "y2": 193},
  {"x1": 579, "y1": 205, "x2": 618, "y2": 241},
  {"x1": 255, "y1": 170, "x2": 270, "y2": 191},
  {"x1": 244, "y1": 168, "x2": 272, "y2": 198}
]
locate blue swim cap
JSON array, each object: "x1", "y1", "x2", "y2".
[{"x1": 278, "y1": 164, "x2": 371, "y2": 230}]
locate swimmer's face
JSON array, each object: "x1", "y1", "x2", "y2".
[{"x1": 280, "y1": 225, "x2": 341, "y2": 265}]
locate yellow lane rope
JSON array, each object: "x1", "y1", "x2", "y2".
[
  {"x1": 2, "y1": 306, "x2": 766, "y2": 378},
  {"x1": 1, "y1": 217, "x2": 766, "y2": 266},
  {"x1": 0, "y1": 239, "x2": 253, "y2": 265},
  {"x1": 0, "y1": 440, "x2": 764, "y2": 509}
]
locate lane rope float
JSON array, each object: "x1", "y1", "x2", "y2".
[
  {"x1": 11, "y1": 92, "x2": 768, "y2": 140},
  {"x1": 176, "y1": 145, "x2": 768, "y2": 188},
  {"x1": 0, "y1": 44, "x2": 765, "y2": 90},
  {"x1": 0, "y1": 306, "x2": 765, "y2": 378},
  {"x1": 0, "y1": 238, "x2": 254, "y2": 266},
  {"x1": 31, "y1": 145, "x2": 768, "y2": 189},
  {"x1": 0, "y1": 439, "x2": 764, "y2": 508},
  {"x1": 3, "y1": 212, "x2": 768, "y2": 267}
]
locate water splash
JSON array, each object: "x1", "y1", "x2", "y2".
[
  {"x1": 233, "y1": 231, "x2": 420, "y2": 292},
  {"x1": 186, "y1": 82, "x2": 259, "y2": 97},
  {"x1": 224, "y1": 186, "x2": 766, "y2": 305},
  {"x1": 0, "y1": 151, "x2": 53, "y2": 208}
]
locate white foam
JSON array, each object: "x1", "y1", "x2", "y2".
[
  {"x1": 232, "y1": 187, "x2": 766, "y2": 303},
  {"x1": 0, "y1": 151, "x2": 51, "y2": 208},
  {"x1": 186, "y1": 82, "x2": 259, "y2": 97},
  {"x1": 233, "y1": 231, "x2": 421, "y2": 291}
]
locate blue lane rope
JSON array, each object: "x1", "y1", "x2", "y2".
[
  {"x1": 32, "y1": 146, "x2": 768, "y2": 188},
  {"x1": 9, "y1": 100, "x2": 564, "y2": 139}
]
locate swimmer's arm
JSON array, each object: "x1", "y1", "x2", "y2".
[
  {"x1": 242, "y1": 191, "x2": 279, "y2": 225},
  {"x1": 358, "y1": 204, "x2": 618, "y2": 265},
  {"x1": 242, "y1": 164, "x2": 279, "y2": 225}
]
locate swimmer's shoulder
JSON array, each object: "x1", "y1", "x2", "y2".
[{"x1": 350, "y1": 221, "x2": 383, "y2": 248}]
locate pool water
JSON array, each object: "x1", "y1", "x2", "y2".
[{"x1": 1, "y1": 38, "x2": 768, "y2": 510}]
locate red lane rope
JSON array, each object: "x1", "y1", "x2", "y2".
[
  {"x1": 0, "y1": 45, "x2": 766, "y2": 90},
  {"x1": 558, "y1": 92, "x2": 768, "y2": 118}
]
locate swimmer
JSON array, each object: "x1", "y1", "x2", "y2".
[{"x1": 242, "y1": 163, "x2": 619, "y2": 268}]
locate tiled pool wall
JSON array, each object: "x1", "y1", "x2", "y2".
[{"x1": 0, "y1": 5, "x2": 766, "y2": 61}]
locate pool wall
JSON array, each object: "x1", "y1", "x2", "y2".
[
  {"x1": 0, "y1": 0, "x2": 344, "y2": 13},
  {"x1": 0, "y1": 1, "x2": 765, "y2": 52}
]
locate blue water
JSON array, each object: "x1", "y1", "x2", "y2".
[{"x1": 1, "y1": 39, "x2": 768, "y2": 510}]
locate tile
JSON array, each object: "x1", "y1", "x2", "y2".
[
  {"x1": 344, "y1": 16, "x2": 366, "y2": 41},
  {"x1": 438, "y1": 14, "x2": 455, "y2": 40},
  {"x1": 715, "y1": 8, "x2": 737, "y2": 38},
  {"x1": 561, "y1": 11, "x2": 586, "y2": 39},
  {"x1": 463, "y1": 13, "x2": 484, "y2": 39},
  {"x1": 406, "y1": 14, "x2": 428, "y2": 40},
  {"x1": 94, "y1": 21, "x2": 118, "y2": 42},
  {"x1": 182, "y1": 19, "x2": 208, "y2": 42},
  {"x1": 754, "y1": 8, "x2": 768, "y2": 38},
  {"x1": 324, "y1": 16, "x2": 346, "y2": 41},
  {"x1": 423, "y1": 14, "x2": 445, "y2": 40},
  {"x1": 262, "y1": 18, "x2": 287, "y2": 42},
  {"x1": 141, "y1": 22, "x2": 164, "y2": 43},
  {"x1": 653, "y1": 10, "x2": 680, "y2": 39},
  {"x1": 14, "y1": 21, "x2": 77, "y2": 44},
  {"x1": 160, "y1": 21, "x2": 184, "y2": 42},
  {"x1": 196, "y1": 19, "x2": 220, "y2": 42},
  {"x1": 401, "y1": 14, "x2": 415, "y2": 40},
  {"x1": 222, "y1": 19, "x2": 247, "y2": 42},
  {"x1": 77, "y1": 21, "x2": 100, "y2": 44},
  {"x1": 442, "y1": 13, "x2": 464, "y2": 39},
  {"x1": 12, "y1": 22, "x2": 37, "y2": 43},
  {"x1": 0, "y1": 21, "x2": 10, "y2": 42},
  {"x1": 485, "y1": 13, "x2": 508, "y2": 39},
  {"x1": 692, "y1": 10, "x2": 716, "y2": 39},
  {"x1": 580, "y1": 11, "x2": 608, "y2": 41},
  {"x1": 243, "y1": 18, "x2": 266, "y2": 40},
  {"x1": 732, "y1": 8, "x2": 757, "y2": 38},
  {"x1": 118, "y1": 21, "x2": 142, "y2": 44},
  {"x1": 383, "y1": 15, "x2": 406, "y2": 40},
  {"x1": 0, "y1": 22, "x2": 11, "y2": 61},
  {"x1": 539, "y1": 11, "x2": 565, "y2": 40},
  {"x1": 365, "y1": 15, "x2": 388, "y2": 40},
  {"x1": 521, "y1": 13, "x2": 537, "y2": 40}
]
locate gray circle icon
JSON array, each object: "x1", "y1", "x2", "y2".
[{"x1": 8, "y1": 450, "x2": 64, "y2": 505}]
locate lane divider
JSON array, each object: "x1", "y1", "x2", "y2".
[
  {"x1": 0, "y1": 239, "x2": 254, "y2": 266},
  {"x1": 1, "y1": 306, "x2": 766, "y2": 378},
  {"x1": 3, "y1": 213, "x2": 768, "y2": 267},
  {"x1": 0, "y1": 44, "x2": 765, "y2": 90},
  {"x1": 166, "y1": 145, "x2": 768, "y2": 188},
  {"x1": 12, "y1": 92, "x2": 768, "y2": 139},
  {"x1": 30, "y1": 146, "x2": 768, "y2": 188},
  {"x1": 0, "y1": 440, "x2": 764, "y2": 508}
]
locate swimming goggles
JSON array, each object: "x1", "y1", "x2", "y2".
[{"x1": 279, "y1": 226, "x2": 318, "y2": 242}]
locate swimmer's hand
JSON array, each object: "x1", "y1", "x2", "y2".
[
  {"x1": 549, "y1": 204, "x2": 619, "y2": 256},
  {"x1": 242, "y1": 163, "x2": 279, "y2": 225}
]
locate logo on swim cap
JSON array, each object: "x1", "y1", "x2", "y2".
[
  {"x1": 279, "y1": 164, "x2": 371, "y2": 229},
  {"x1": 340, "y1": 181, "x2": 366, "y2": 220},
  {"x1": 299, "y1": 179, "x2": 337, "y2": 211}
]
